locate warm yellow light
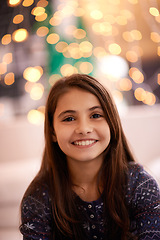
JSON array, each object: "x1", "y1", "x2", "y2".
[
  {"x1": 116, "y1": 15, "x2": 127, "y2": 25},
  {"x1": 79, "y1": 62, "x2": 93, "y2": 74},
  {"x1": 31, "y1": 7, "x2": 45, "y2": 16},
  {"x1": 134, "y1": 88, "x2": 146, "y2": 101},
  {"x1": 149, "y1": 7, "x2": 159, "y2": 17},
  {"x1": 90, "y1": 10, "x2": 103, "y2": 20},
  {"x1": 23, "y1": 67, "x2": 42, "y2": 82},
  {"x1": 37, "y1": 0, "x2": 48, "y2": 7},
  {"x1": 12, "y1": 28, "x2": 28, "y2": 42},
  {"x1": 118, "y1": 78, "x2": 132, "y2": 91},
  {"x1": 128, "y1": 0, "x2": 138, "y2": 4},
  {"x1": 30, "y1": 83, "x2": 44, "y2": 100},
  {"x1": 151, "y1": 32, "x2": 160, "y2": 43},
  {"x1": 157, "y1": 73, "x2": 160, "y2": 85},
  {"x1": 1, "y1": 34, "x2": 11, "y2": 45},
  {"x1": 49, "y1": 74, "x2": 61, "y2": 86},
  {"x1": 74, "y1": 7, "x2": 85, "y2": 17},
  {"x1": 126, "y1": 51, "x2": 138, "y2": 62},
  {"x1": 79, "y1": 41, "x2": 93, "y2": 53},
  {"x1": 27, "y1": 109, "x2": 44, "y2": 125},
  {"x1": 55, "y1": 41, "x2": 68, "y2": 53},
  {"x1": 4, "y1": 72, "x2": 15, "y2": 85},
  {"x1": 35, "y1": 12, "x2": 47, "y2": 22},
  {"x1": 25, "y1": 81, "x2": 34, "y2": 92},
  {"x1": 112, "y1": 90, "x2": 123, "y2": 103},
  {"x1": 143, "y1": 92, "x2": 156, "y2": 105},
  {"x1": 2, "y1": 53, "x2": 13, "y2": 64},
  {"x1": 13, "y1": 14, "x2": 24, "y2": 24},
  {"x1": 93, "y1": 47, "x2": 107, "y2": 58},
  {"x1": 0, "y1": 63, "x2": 7, "y2": 75},
  {"x1": 131, "y1": 30, "x2": 142, "y2": 40},
  {"x1": 8, "y1": 0, "x2": 21, "y2": 6},
  {"x1": 68, "y1": 43, "x2": 82, "y2": 59},
  {"x1": 36, "y1": 26, "x2": 49, "y2": 37},
  {"x1": 123, "y1": 31, "x2": 134, "y2": 42},
  {"x1": 22, "y1": 0, "x2": 34, "y2": 7},
  {"x1": 60, "y1": 64, "x2": 78, "y2": 76},
  {"x1": 129, "y1": 67, "x2": 144, "y2": 83},
  {"x1": 46, "y1": 33, "x2": 60, "y2": 44},
  {"x1": 49, "y1": 14, "x2": 62, "y2": 26},
  {"x1": 37, "y1": 105, "x2": 45, "y2": 115},
  {"x1": 108, "y1": 43, "x2": 121, "y2": 55},
  {"x1": 155, "y1": 15, "x2": 160, "y2": 23},
  {"x1": 158, "y1": 46, "x2": 160, "y2": 56},
  {"x1": 73, "y1": 29, "x2": 86, "y2": 39}
]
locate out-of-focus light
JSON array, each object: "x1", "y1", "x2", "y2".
[
  {"x1": 3, "y1": 53, "x2": 13, "y2": 64},
  {"x1": 31, "y1": 7, "x2": 45, "y2": 16},
  {"x1": 68, "y1": 43, "x2": 82, "y2": 59},
  {"x1": 36, "y1": 26, "x2": 49, "y2": 37},
  {"x1": 23, "y1": 66, "x2": 42, "y2": 82},
  {"x1": 0, "y1": 104, "x2": 4, "y2": 117},
  {"x1": 60, "y1": 64, "x2": 78, "y2": 76},
  {"x1": 1, "y1": 34, "x2": 11, "y2": 45},
  {"x1": 108, "y1": 43, "x2": 121, "y2": 55},
  {"x1": 35, "y1": 12, "x2": 47, "y2": 22},
  {"x1": 143, "y1": 92, "x2": 156, "y2": 105},
  {"x1": 30, "y1": 83, "x2": 44, "y2": 100},
  {"x1": 116, "y1": 15, "x2": 127, "y2": 25},
  {"x1": 117, "y1": 78, "x2": 132, "y2": 91},
  {"x1": 55, "y1": 41, "x2": 68, "y2": 53},
  {"x1": 4, "y1": 72, "x2": 15, "y2": 85},
  {"x1": 27, "y1": 109, "x2": 44, "y2": 125},
  {"x1": 22, "y1": 0, "x2": 34, "y2": 7},
  {"x1": 158, "y1": 46, "x2": 160, "y2": 56},
  {"x1": 74, "y1": 7, "x2": 85, "y2": 17},
  {"x1": 49, "y1": 74, "x2": 61, "y2": 86},
  {"x1": 112, "y1": 90, "x2": 123, "y2": 104},
  {"x1": 149, "y1": 7, "x2": 159, "y2": 17},
  {"x1": 49, "y1": 14, "x2": 62, "y2": 26},
  {"x1": 151, "y1": 32, "x2": 160, "y2": 43},
  {"x1": 13, "y1": 14, "x2": 24, "y2": 24},
  {"x1": 99, "y1": 55, "x2": 129, "y2": 79},
  {"x1": 0, "y1": 63, "x2": 7, "y2": 75},
  {"x1": 126, "y1": 50, "x2": 138, "y2": 62},
  {"x1": 37, "y1": 0, "x2": 48, "y2": 8},
  {"x1": 8, "y1": 0, "x2": 21, "y2": 6},
  {"x1": 93, "y1": 47, "x2": 107, "y2": 58},
  {"x1": 73, "y1": 29, "x2": 86, "y2": 39},
  {"x1": 46, "y1": 33, "x2": 60, "y2": 44},
  {"x1": 90, "y1": 10, "x2": 103, "y2": 20},
  {"x1": 155, "y1": 15, "x2": 160, "y2": 23},
  {"x1": 79, "y1": 41, "x2": 93, "y2": 54},
  {"x1": 25, "y1": 81, "x2": 34, "y2": 92},
  {"x1": 129, "y1": 67, "x2": 144, "y2": 83},
  {"x1": 37, "y1": 105, "x2": 45, "y2": 115},
  {"x1": 12, "y1": 28, "x2": 28, "y2": 42},
  {"x1": 134, "y1": 88, "x2": 146, "y2": 101},
  {"x1": 128, "y1": 0, "x2": 138, "y2": 4},
  {"x1": 79, "y1": 62, "x2": 93, "y2": 74}
]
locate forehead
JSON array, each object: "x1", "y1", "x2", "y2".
[{"x1": 55, "y1": 87, "x2": 101, "y2": 111}]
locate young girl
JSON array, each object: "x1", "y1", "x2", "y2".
[{"x1": 20, "y1": 74, "x2": 160, "y2": 240}]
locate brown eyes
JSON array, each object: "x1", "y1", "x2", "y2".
[{"x1": 62, "y1": 113, "x2": 103, "y2": 122}]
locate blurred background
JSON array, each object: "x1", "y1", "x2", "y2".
[{"x1": 0, "y1": 0, "x2": 160, "y2": 239}]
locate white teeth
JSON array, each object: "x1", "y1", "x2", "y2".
[{"x1": 74, "y1": 140, "x2": 96, "y2": 146}]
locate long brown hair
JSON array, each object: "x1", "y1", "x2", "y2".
[{"x1": 22, "y1": 74, "x2": 135, "y2": 239}]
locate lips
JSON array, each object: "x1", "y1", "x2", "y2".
[{"x1": 72, "y1": 140, "x2": 97, "y2": 146}]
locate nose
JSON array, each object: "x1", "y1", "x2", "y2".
[{"x1": 75, "y1": 118, "x2": 93, "y2": 135}]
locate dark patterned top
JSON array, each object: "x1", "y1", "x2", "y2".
[{"x1": 20, "y1": 163, "x2": 160, "y2": 239}]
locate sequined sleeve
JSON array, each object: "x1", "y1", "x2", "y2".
[
  {"x1": 126, "y1": 163, "x2": 160, "y2": 239},
  {"x1": 20, "y1": 185, "x2": 53, "y2": 240}
]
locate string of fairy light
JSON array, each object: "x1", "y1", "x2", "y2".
[{"x1": 0, "y1": 0, "x2": 160, "y2": 124}]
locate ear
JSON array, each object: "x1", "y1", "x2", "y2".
[{"x1": 52, "y1": 133, "x2": 57, "y2": 142}]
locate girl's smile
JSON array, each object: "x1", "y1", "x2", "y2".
[{"x1": 53, "y1": 87, "x2": 111, "y2": 165}]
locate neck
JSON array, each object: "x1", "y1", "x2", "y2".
[{"x1": 67, "y1": 158, "x2": 103, "y2": 201}]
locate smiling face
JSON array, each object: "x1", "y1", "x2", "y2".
[{"x1": 53, "y1": 87, "x2": 111, "y2": 165}]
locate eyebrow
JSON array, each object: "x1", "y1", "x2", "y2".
[{"x1": 58, "y1": 106, "x2": 102, "y2": 118}]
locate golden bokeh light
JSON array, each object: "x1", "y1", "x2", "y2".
[
  {"x1": 27, "y1": 109, "x2": 44, "y2": 125},
  {"x1": 134, "y1": 88, "x2": 146, "y2": 101},
  {"x1": 35, "y1": 12, "x2": 47, "y2": 22},
  {"x1": 46, "y1": 33, "x2": 60, "y2": 44},
  {"x1": 90, "y1": 10, "x2": 103, "y2": 20},
  {"x1": 31, "y1": 7, "x2": 45, "y2": 16},
  {"x1": 60, "y1": 64, "x2": 78, "y2": 76},
  {"x1": 116, "y1": 15, "x2": 127, "y2": 25},
  {"x1": 112, "y1": 90, "x2": 123, "y2": 103},
  {"x1": 4, "y1": 72, "x2": 15, "y2": 85},
  {"x1": 2, "y1": 53, "x2": 13, "y2": 64},
  {"x1": 8, "y1": 0, "x2": 21, "y2": 6},
  {"x1": 30, "y1": 83, "x2": 44, "y2": 100},
  {"x1": 12, "y1": 28, "x2": 28, "y2": 42},
  {"x1": 55, "y1": 41, "x2": 68, "y2": 53},
  {"x1": 1, "y1": 34, "x2": 11, "y2": 45},
  {"x1": 73, "y1": 29, "x2": 86, "y2": 39},
  {"x1": 22, "y1": 0, "x2": 34, "y2": 7},
  {"x1": 0, "y1": 63, "x2": 7, "y2": 75},
  {"x1": 108, "y1": 43, "x2": 121, "y2": 55},
  {"x1": 13, "y1": 14, "x2": 24, "y2": 24},
  {"x1": 37, "y1": 0, "x2": 48, "y2": 8},
  {"x1": 143, "y1": 92, "x2": 156, "y2": 105},
  {"x1": 79, "y1": 62, "x2": 93, "y2": 74},
  {"x1": 129, "y1": 67, "x2": 144, "y2": 83},
  {"x1": 49, "y1": 74, "x2": 61, "y2": 86},
  {"x1": 126, "y1": 50, "x2": 138, "y2": 62},
  {"x1": 149, "y1": 7, "x2": 159, "y2": 17},
  {"x1": 150, "y1": 32, "x2": 160, "y2": 43},
  {"x1": 23, "y1": 66, "x2": 42, "y2": 82},
  {"x1": 157, "y1": 73, "x2": 160, "y2": 85},
  {"x1": 24, "y1": 81, "x2": 34, "y2": 93},
  {"x1": 117, "y1": 78, "x2": 132, "y2": 91},
  {"x1": 93, "y1": 47, "x2": 108, "y2": 58},
  {"x1": 36, "y1": 26, "x2": 49, "y2": 37}
]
